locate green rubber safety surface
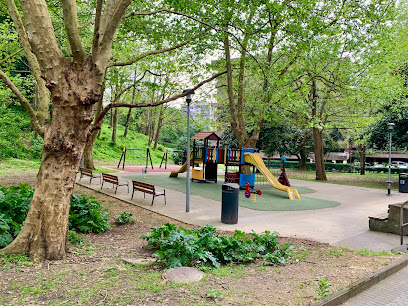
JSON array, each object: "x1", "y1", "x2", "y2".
[{"x1": 123, "y1": 174, "x2": 340, "y2": 211}]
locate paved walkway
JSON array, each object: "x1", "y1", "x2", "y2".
[
  {"x1": 342, "y1": 266, "x2": 408, "y2": 305},
  {"x1": 78, "y1": 170, "x2": 408, "y2": 305},
  {"x1": 78, "y1": 170, "x2": 408, "y2": 251}
]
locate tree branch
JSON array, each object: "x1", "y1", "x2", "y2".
[
  {"x1": 6, "y1": 0, "x2": 50, "y2": 124},
  {"x1": 0, "y1": 69, "x2": 44, "y2": 137},
  {"x1": 107, "y1": 34, "x2": 200, "y2": 68},
  {"x1": 92, "y1": 70, "x2": 227, "y2": 130},
  {"x1": 91, "y1": 0, "x2": 104, "y2": 60},
  {"x1": 96, "y1": 0, "x2": 133, "y2": 68},
  {"x1": 61, "y1": 0, "x2": 86, "y2": 63},
  {"x1": 0, "y1": 48, "x2": 23, "y2": 65},
  {"x1": 17, "y1": 0, "x2": 65, "y2": 80}
]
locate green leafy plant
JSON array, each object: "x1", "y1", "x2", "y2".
[
  {"x1": 314, "y1": 278, "x2": 333, "y2": 300},
  {"x1": 69, "y1": 194, "x2": 110, "y2": 234},
  {"x1": 0, "y1": 184, "x2": 33, "y2": 247},
  {"x1": 206, "y1": 287, "x2": 223, "y2": 302},
  {"x1": 67, "y1": 230, "x2": 85, "y2": 245},
  {"x1": 0, "y1": 185, "x2": 110, "y2": 248},
  {"x1": 115, "y1": 211, "x2": 135, "y2": 225},
  {"x1": 142, "y1": 223, "x2": 292, "y2": 269},
  {"x1": 0, "y1": 252, "x2": 33, "y2": 270}
]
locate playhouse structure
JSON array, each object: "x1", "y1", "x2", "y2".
[{"x1": 170, "y1": 132, "x2": 301, "y2": 200}]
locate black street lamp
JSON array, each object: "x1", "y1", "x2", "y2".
[
  {"x1": 183, "y1": 89, "x2": 194, "y2": 212},
  {"x1": 387, "y1": 122, "x2": 395, "y2": 196}
]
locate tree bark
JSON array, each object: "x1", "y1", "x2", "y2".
[
  {"x1": 358, "y1": 144, "x2": 366, "y2": 175},
  {"x1": 83, "y1": 82, "x2": 105, "y2": 170},
  {"x1": 299, "y1": 137, "x2": 307, "y2": 171},
  {"x1": 153, "y1": 106, "x2": 164, "y2": 149},
  {"x1": 313, "y1": 127, "x2": 327, "y2": 180},
  {"x1": 1, "y1": 60, "x2": 103, "y2": 261},
  {"x1": 123, "y1": 108, "x2": 132, "y2": 138},
  {"x1": 111, "y1": 108, "x2": 117, "y2": 144}
]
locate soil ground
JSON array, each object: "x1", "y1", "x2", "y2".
[{"x1": 0, "y1": 173, "x2": 403, "y2": 305}]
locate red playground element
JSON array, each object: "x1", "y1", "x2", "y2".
[
  {"x1": 278, "y1": 158, "x2": 291, "y2": 187},
  {"x1": 245, "y1": 182, "x2": 262, "y2": 198}
]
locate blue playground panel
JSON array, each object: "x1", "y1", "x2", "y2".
[{"x1": 239, "y1": 173, "x2": 255, "y2": 188}]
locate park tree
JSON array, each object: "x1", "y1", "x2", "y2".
[{"x1": 0, "y1": 0, "x2": 224, "y2": 261}]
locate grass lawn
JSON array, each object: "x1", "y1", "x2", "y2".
[{"x1": 287, "y1": 169, "x2": 401, "y2": 190}]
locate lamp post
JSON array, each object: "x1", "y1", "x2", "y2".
[
  {"x1": 183, "y1": 89, "x2": 194, "y2": 212},
  {"x1": 387, "y1": 122, "x2": 395, "y2": 196}
]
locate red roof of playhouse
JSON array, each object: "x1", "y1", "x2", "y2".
[{"x1": 191, "y1": 132, "x2": 221, "y2": 141}]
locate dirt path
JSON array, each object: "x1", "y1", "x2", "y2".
[{"x1": 0, "y1": 173, "x2": 403, "y2": 305}]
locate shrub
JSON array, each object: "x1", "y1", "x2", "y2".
[
  {"x1": 0, "y1": 185, "x2": 110, "y2": 247},
  {"x1": 69, "y1": 194, "x2": 110, "y2": 234},
  {"x1": 115, "y1": 211, "x2": 135, "y2": 225},
  {"x1": 142, "y1": 223, "x2": 292, "y2": 269},
  {"x1": 0, "y1": 184, "x2": 33, "y2": 247},
  {"x1": 67, "y1": 230, "x2": 85, "y2": 245}
]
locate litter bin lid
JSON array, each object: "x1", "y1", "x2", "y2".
[{"x1": 222, "y1": 183, "x2": 240, "y2": 191}]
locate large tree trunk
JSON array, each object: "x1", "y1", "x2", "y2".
[
  {"x1": 83, "y1": 135, "x2": 96, "y2": 169},
  {"x1": 83, "y1": 83, "x2": 105, "y2": 170},
  {"x1": 358, "y1": 144, "x2": 367, "y2": 175},
  {"x1": 313, "y1": 127, "x2": 327, "y2": 180},
  {"x1": 111, "y1": 108, "x2": 117, "y2": 144},
  {"x1": 299, "y1": 137, "x2": 307, "y2": 171},
  {"x1": 123, "y1": 109, "x2": 132, "y2": 138},
  {"x1": 1, "y1": 60, "x2": 102, "y2": 262},
  {"x1": 153, "y1": 106, "x2": 164, "y2": 149}
]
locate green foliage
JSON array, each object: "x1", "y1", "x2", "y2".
[
  {"x1": 142, "y1": 223, "x2": 291, "y2": 269},
  {"x1": 0, "y1": 185, "x2": 110, "y2": 248},
  {"x1": 314, "y1": 278, "x2": 333, "y2": 300},
  {"x1": 67, "y1": 230, "x2": 85, "y2": 246},
  {"x1": 69, "y1": 194, "x2": 110, "y2": 234},
  {"x1": 0, "y1": 184, "x2": 33, "y2": 247},
  {"x1": 115, "y1": 212, "x2": 135, "y2": 225},
  {"x1": 0, "y1": 106, "x2": 43, "y2": 160},
  {"x1": 0, "y1": 252, "x2": 33, "y2": 270},
  {"x1": 206, "y1": 287, "x2": 223, "y2": 302}
]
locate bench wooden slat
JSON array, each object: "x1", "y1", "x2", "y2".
[
  {"x1": 79, "y1": 167, "x2": 101, "y2": 184},
  {"x1": 131, "y1": 180, "x2": 166, "y2": 205},
  {"x1": 101, "y1": 173, "x2": 129, "y2": 194}
]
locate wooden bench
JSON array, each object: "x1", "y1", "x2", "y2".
[
  {"x1": 79, "y1": 167, "x2": 101, "y2": 184},
  {"x1": 131, "y1": 180, "x2": 166, "y2": 205},
  {"x1": 101, "y1": 173, "x2": 129, "y2": 194}
]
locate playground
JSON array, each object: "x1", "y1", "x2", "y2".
[
  {"x1": 97, "y1": 167, "x2": 408, "y2": 251},
  {"x1": 101, "y1": 131, "x2": 408, "y2": 250}
]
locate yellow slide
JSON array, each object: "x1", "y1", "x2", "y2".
[
  {"x1": 169, "y1": 153, "x2": 193, "y2": 177},
  {"x1": 244, "y1": 153, "x2": 300, "y2": 200}
]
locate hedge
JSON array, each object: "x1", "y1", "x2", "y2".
[{"x1": 264, "y1": 160, "x2": 406, "y2": 174}]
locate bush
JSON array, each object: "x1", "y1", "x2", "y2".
[
  {"x1": 115, "y1": 211, "x2": 135, "y2": 225},
  {"x1": 0, "y1": 184, "x2": 33, "y2": 247},
  {"x1": 265, "y1": 160, "x2": 356, "y2": 173},
  {"x1": 142, "y1": 223, "x2": 292, "y2": 269},
  {"x1": 69, "y1": 194, "x2": 110, "y2": 234},
  {"x1": 0, "y1": 185, "x2": 110, "y2": 248}
]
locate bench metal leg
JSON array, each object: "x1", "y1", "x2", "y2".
[
  {"x1": 131, "y1": 188, "x2": 135, "y2": 200},
  {"x1": 152, "y1": 195, "x2": 154, "y2": 206},
  {"x1": 101, "y1": 181, "x2": 104, "y2": 190},
  {"x1": 115, "y1": 184, "x2": 118, "y2": 194},
  {"x1": 164, "y1": 190, "x2": 166, "y2": 205}
]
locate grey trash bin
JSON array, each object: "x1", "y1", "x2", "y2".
[
  {"x1": 221, "y1": 183, "x2": 239, "y2": 224},
  {"x1": 399, "y1": 173, "x2": 408, "y2": 193}
]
